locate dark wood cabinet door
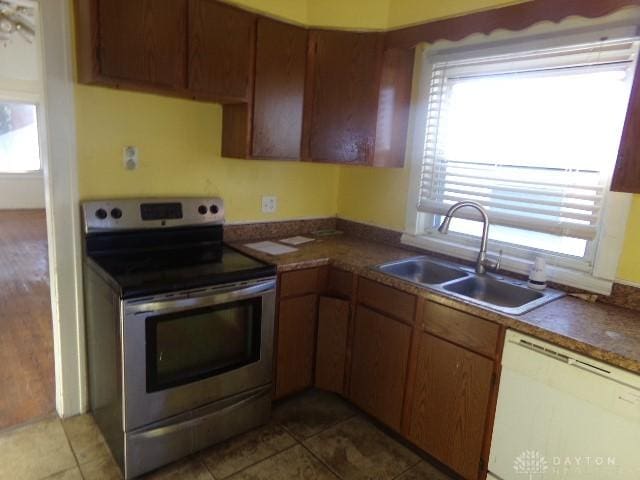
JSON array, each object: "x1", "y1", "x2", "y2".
[
  {"x1": 252, "y1": 18, "x2": 307, "y2": 159},
  {"x1": 611, "y1": 58, "x2": 640, "y2": 193},
  {"x1": 305, "y1": 30, "x2": 384, "y2": 164},
  {"x1": 315, "y1": 296, "x2": 350, "y2": 394},
  {"x1": 407, "y1": 332, "x2": 494, "y2": 480},
  {"x1": 97, "y1": 0, "x2": 188, "y2": 90},
  {"x1": 275, "y1": 294, "x2": 318, "y2": 399},
  {"x1": 349, "y1": 305, "x2": 411, "y2": 431},
  {"x1": 188, "y1": 0, "x2": 255, "y2": 103}
]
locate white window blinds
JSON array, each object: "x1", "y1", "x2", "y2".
[{"x1": 418, "y1": 40, "x2": 638, "y2": 241}]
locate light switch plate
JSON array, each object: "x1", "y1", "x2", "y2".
[{"x1": 261, "y1": 196, "x2": 277, "y2": 213}]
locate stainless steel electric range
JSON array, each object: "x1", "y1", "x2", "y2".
[{"x1": 81, "y1": 198, "x2": 277, "y2": 479}]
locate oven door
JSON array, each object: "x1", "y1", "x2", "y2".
[{"x1": 122, "y1": 278, "x2": 276, "y2": 431}]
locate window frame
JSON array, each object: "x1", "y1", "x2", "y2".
[
  {"x1": 0, "y1": 89, "x2": 44, "y2": 178},
  {"x1": 403, "y1": 24, "x2": 638, "y2": 294}
]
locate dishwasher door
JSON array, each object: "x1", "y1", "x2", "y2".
[{"x1": 489, "y1": 330, "x2": 640, "y2": 480}]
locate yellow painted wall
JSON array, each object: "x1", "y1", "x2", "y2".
[
  {"x1": 387, "y1": 0, "x2": 529, "y2": 28},
  {"x1": 334, "y1": 0, "x2": 640, "y2": 284},
  {"x1": 74, "y1": 0, "x2": 640, "y2": 282},
  {"x1": 75, "y1": 87, "x2": 339, "y2": 223},
  {"x1": 226, "y1": 0, "x2": 391, "y2": 29},
  {"x1": 74, "y1": 0, "x2": 342, "y2": 224},
  {"x1": 616, "y1": 197, "x2": 640, "y2": 283},
  {"x1": 308, "y1": 0, "x2": 389, "y2": 30},
  {"x1": 224, "y1": 0, "x2": 308, "y2": 25},
  {"x1": 337, "y1": 165, "x2": 410, "y2": 231}
]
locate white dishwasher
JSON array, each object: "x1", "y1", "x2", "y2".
[{"x1": 488, "y1": 330, "x2": 640, "y2": 480}]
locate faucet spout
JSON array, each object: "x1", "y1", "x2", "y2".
[{"x1": 437, "y1": 201, "x2": 496, "y2": 275}]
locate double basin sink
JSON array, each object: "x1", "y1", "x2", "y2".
[{"x1": 375, "y1": 256, "x2": 564, "y2": 315}]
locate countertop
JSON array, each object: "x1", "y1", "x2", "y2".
[{"x1": 232, "y1": 235, "x2": 640, "y2": 375}]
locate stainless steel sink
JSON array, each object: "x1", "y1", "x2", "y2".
[
  {"x1": 442, "y1": 275, "x2": 564, "y2": 314},
  {"x1": 377, "y1": 256, "x2": 469, "y2": 285},
  {"x1": 374, "y1": 256, "x2": 564, "y2": 315}
]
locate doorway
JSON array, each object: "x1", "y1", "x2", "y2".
[{"x1": 0, "y1": 0, "x2": 55, "y2": 430}]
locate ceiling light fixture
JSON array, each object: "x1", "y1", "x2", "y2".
[{"x1": 0, "y1": 0, "x2": 36, "y2": 46}]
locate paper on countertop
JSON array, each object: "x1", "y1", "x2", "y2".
[
  {"x1": 279, "y1": 236, "x2": 315, "y2": 246},
  {"x1": 244, "y1": 241, "x2": 298, "y2": 256}
]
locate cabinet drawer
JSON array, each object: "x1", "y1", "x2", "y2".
[
  {"x1": 280, "y1": 268, "x2": 322, "y2": 298},
  {"x1": 421, "y1": 301, "x2": 500, "y2": 358},
  {"x1": 357, "y1": 278, "x2": 416, "y2": 324},
  {"x1": 327, "y1": 268, "x2": 354, "y2": 299}
]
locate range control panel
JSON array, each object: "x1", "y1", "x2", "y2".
[{"x1": 82, "y1": 198, "x2": 224, "y2": 233}]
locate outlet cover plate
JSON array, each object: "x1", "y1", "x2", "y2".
[{"x1": 261, "y1": 196, "x2": 277, "y2": 213}]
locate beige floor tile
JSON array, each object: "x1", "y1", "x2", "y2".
[
  {"x1": 200, "y1": 422, "x2": 296, "y2": 479},
  {"x1": 79, "y1": 455, "x2": 123, "y2": 480},
  {"x1": 0, "y1": 417, "x2": 77, "y2": 480},
  {"x1": 272, "y1": 389, "x2": 357, "y2": 440},
  {"x1": 304, "y1": 416, "x2": 420, "y2": 480},
  {"x1": 227, "y1": 444, "x2": 337, "y2": 480},
  {"x1": 142, "y1": 456, "x2": 213, "y2": 479},
  {"x1": 44, "y1": 467, "x2": 83, "y2": 480},
  {"x1": 395, "y1": 461, "x2": 455, "y2": 480},
  {"x1": 62, "y1": 414, "x2": 113, "y2": 465}
]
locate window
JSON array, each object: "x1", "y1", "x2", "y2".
[
  {"x1": 0, "y1": 101, "x2": 41, "y2": 173},
  {"x1": 405, "y1": 32, "x2": 638, "y2": 292}
]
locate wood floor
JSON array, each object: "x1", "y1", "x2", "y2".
[{"x1": 0, "y1": 209, "x2": 55, "y2": 431}]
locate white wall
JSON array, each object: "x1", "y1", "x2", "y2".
[
  {"x1": 0, "y1": 2, "x2": 45, "y2": 210},
  {"x1": 0, "y1": 175, "x2": 45, "y2": 209}
]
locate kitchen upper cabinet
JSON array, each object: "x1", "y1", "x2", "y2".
[
  {"x1": 304, "y1": 30, "x2": 385, "y2": 164},
  {"x1": 252, "y1": 18, "x2": 308, "y2": 159},
  {"x1": 373, "y1": 48, "x2": 414, "y2": 168},
  {"x1": 76, "y1": 0, "x2": 413, "y2": 166},
  {"x1": 188, "y1": 0, "x2": 256, "y2": 103},
  {"x1": 611, "y1": 58, "x2": 640, "y2": 193},
  {"x1": 349, "y1": 305, "x2": 412, "y2": 431},
  {"x1": 406, "y1": 332, "x2": 494, "y2": 480},
  {"x1": 76, "y1": 0, "x2": 188, "y2": 91}
]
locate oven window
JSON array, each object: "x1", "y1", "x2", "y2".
[{"x1": 146, "y1": 299, "x2": 262, "y2": 392}]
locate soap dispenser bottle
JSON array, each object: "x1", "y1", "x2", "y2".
[{"x1": 528, "y1": 257, "x2": 547, "y2": 290}]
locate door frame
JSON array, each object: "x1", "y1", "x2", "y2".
[{"x1": 39, "y1": 0, "x2": 86, "y2": 417}]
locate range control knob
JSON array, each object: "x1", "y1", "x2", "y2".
[
  {"x1": 198, "y1": 205, "x2": 208, "y2": 215},
  {"x1": 209, "y1": 204, "x2": 219, "y2": 214},
  {"x1": 110, "y1": 208, "x2": 123, "y2": 219},
  {"x1": 95, "y1": 208, "x2": 108, "y2": 220}
]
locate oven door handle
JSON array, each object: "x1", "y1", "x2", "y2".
[{"x1": 126, "y1": 279, "x2": 276, "y2": 315}]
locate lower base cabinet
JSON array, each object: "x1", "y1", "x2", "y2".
[
  {"x1": 315, "y1": 296, "x2": 350, "y2": 394},
  {"x1": 275, "y1": 294, "x2": 318, "y2": 398},
  {"x1": 405, "y1": 331, "x2": 495, "y2": 480},
  {"x1": 273, "y1": 272, "x2": 501, "y2": 480},
  {"x1": 349, "y1": 305, "x2": 412, "y2": 431}
]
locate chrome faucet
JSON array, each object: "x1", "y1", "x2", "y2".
[{"x1": 438, "y1": 201, "x2": 501, "y2": 275}]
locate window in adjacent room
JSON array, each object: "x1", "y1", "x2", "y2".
[
  {"x1": 404, "y1": 30, "x2": 639, "y2": 291},
  {"x1": 0, "y1": 101, "x2": 41, "y2": 173}
]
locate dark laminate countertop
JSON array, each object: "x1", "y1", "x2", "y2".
[{"x1": 232, "y1": 234, "x2": 640, "y2": 375}]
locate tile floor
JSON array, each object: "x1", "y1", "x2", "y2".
[{"x1": 0, "y1": 390, "x2": 454, "y2": 480}]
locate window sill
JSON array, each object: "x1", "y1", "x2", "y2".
[
  {"x1": 401, "y1": 233, "x2": 614, "y2": 295},
  {"x1": 0, "y1": 171, "x2": 44, "y2": 179}
]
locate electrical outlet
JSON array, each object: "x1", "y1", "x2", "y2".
[
  {"x1": 261, "y1": 196, "x2": 277, "y2": 213},
  {"x1": 123, "y1": 146, "x2": 139, "y2": 170}
]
